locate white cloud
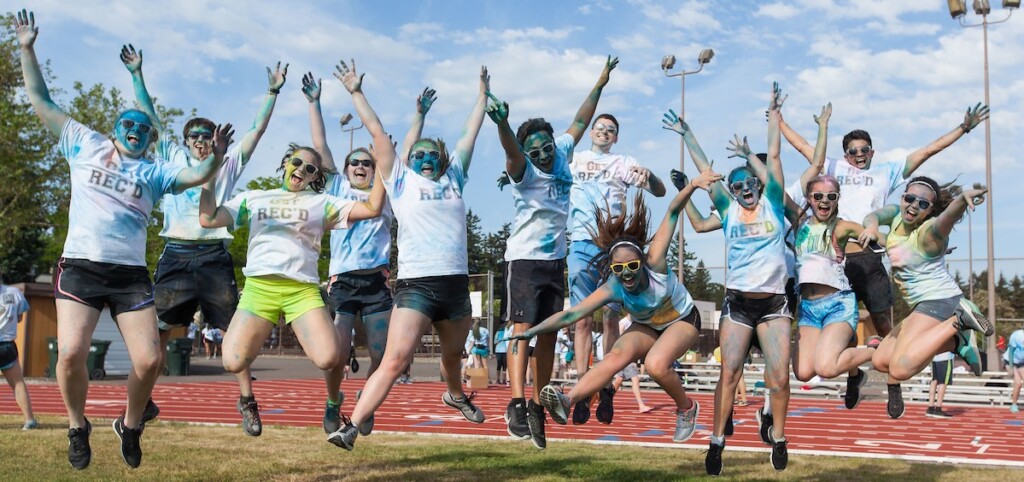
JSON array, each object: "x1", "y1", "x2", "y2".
[
  {"x1": 755, "y1": 3, "x2": 800, "y2": 20},
  {"x1": 630, "y1": 0, "x2": 721, "y2": 32}
]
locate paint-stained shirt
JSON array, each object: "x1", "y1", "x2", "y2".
[
  {"x1": 58, "y1": 118, "x2": 184, "y2": 266},
  {"x1": 886, "y1": 217, "x2": 961, "y2": 307},
  {"x1": 795, "y1": 221, "x2": 850, "y2": 291},
  {"x1": 1005, "y1": 329, "x2": 1024, "y2": 365},
  {"x1": 158, "y1": 139, "x2": 246, "y2": 242},
  {"x1": 824, "y1": 157, "x2": 907, "y2": 224},
  {"x1": 221, "y1": 189, "x2": 354, "y2": 284},
  {"x1": 0, "y1": 285, "x2": 29, "y2": 342},
  {"x1": 327, "y1": 176, "x2": 393, "y2": 275},
  {"x1": 568, "y1": 150, "x2": 641, "y2": 242},
  {"x1": 606, "y1": 268, "x2": 695, "y2": 331},
  {"x1": 723, "y1": 196, "x2": 788, "y2": 294},
  {"x1": 505, "y1": 133, "x2": 574, "y2": 261},
  {"x1": 383, "y1": 154, "x2": 469, "y2": 279}
]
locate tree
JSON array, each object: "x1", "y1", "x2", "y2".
[{"x1": 466, "y1": 209, "x2": 486, "y2": 274}]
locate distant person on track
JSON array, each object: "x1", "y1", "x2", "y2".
[
  {"x1": 1006, "y1": 328, "x2": 1024, "y2": 413},
  {"x1": 927, "y1": 351, "x2": 955, "y2": 418},
  {"x1": 0, "y1": 271, "x2": 38, "y2": 430}
]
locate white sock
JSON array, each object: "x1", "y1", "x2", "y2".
[
  {"x1": 711, "y1": 434, "x2": 726, "y2": 446},
  {"x1": 763, "y1": 397, "x2": 773, "y2": 416}
]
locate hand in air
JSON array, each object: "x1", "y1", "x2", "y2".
[
  {"x1": 417, "y1": 87, "x2": 437, "y2": 115},
  {"x1": 670, "y1": 169, "x2": 689, "y2": 192},
  {"x1": 962, "y1": 103, "x2": 990, "y2": 133},
  {"x1": 598, "y1": 55, "x2": 619, "y2": 86},
  {"x1": 769, "y1": 81, "x2": 787, "y2": 112},
  {"x1": 661, "y1": 109, "x2": 690, "y2": 136},
  {"x1": 120, "y1": 44, "x2": 142, "y2": 73},
  {"x1": 267, "y1": 61, "x2": 288, "y2": 91},
  {"x1": 726, "y1": 134, "x2": 751, "y2": 159},
  {"x1": 496, "y1": 171, "x2": 511, "y2": 190},
  {"x1": 692, "y1": 169, "x2": 724, "y2": 191},
  {"x1": 334, "y1": 59, "x2": 363, "y2": 93},
  {"x1": 14, "y1": 10, "x2": 38, "y2": 48},
  {"x1": 212, "y1": 124, "x2": 235, "y2": 159},
  {"x1": 962, "y1": 183, "x2": 989, "y2": 211},
  {"x1": 485, "y1": 92, "x2": 508, "y2": 125},
  {"x1": 479, "y1": 66, "x2": 490, "y2": 95},
  {"x1": 301, "y1": 72, "x2": 321, "y2": 102},
  {"x1": 814, "y1": 102, "x2": 832, "y2": 126}
]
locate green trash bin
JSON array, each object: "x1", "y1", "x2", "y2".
[
  {"x1": 165, "y1": 338, "x2": 192, "y2": 376},
  {"x1": 46, "y1": 338, "x2": 110, "y2": 380}
]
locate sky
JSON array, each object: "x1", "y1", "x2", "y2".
[{"x1": 13, "y1": 0, "x2": 1024, "y2": 280}]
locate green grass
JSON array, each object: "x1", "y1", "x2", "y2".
[{"x1": 0, "y1": 414, "x2": 1014, "y2": 481}]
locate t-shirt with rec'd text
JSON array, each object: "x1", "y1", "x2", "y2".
[
  {"x1": 568, "y1": 149, "x2": 642, "y2": 242},
  {"x1": 823, "y1": 156, "x2": 907, "y2": 224}
]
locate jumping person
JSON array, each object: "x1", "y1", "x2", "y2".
[
  {"x1": 121, "y1": 45, "x2": 287, "y2": 436},
  {"x1": 1006, "y1": 328, "x2": 1024, "y2": 413},
  {"x1": 484, "y1": 58, "x2": 614, "y2": 449},
  {"x1": 0, "y1": 270, "x2": 37, "y2": 430},
  {"x1": 780, "y1": 99, "x2": 989, "y2": 418},
  {"x1": 16, "y1": 10, "x2": 228, "y2": 468},
  {"x1": 328, "y1": 60, "x2": 490, "y2": 451},
  {"x1": 514, "y1": 170, "x2": 720, "y2": 446}
]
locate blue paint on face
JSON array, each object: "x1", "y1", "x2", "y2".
[
  {"x1": 410, "y1": 140, "x2": 441, "y2": 181},
  {"x1": 729, "y1": 169, "x2": 761, "y2": 209},
  {"x1": 114, "y1": 110, "x2": 154, "y2": 158}
]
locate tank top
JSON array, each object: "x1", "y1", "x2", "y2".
[
  {"x1": 723, "y1": 196, "x2": 788, "y2": 294},
  {"x1": 608, "y1": 267, "x2": 695, "y2": 331},
  {"x1": 886, "y1": 217, "x2": 961, "y2": 307},
  {"x1": 794, "y1": 220, "x2": 851, "y2": 291}
]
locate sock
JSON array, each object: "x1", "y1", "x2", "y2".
[
  {"x1": 711, "y1": 434, "x2": 726, "y2": 446},
  {"x1": 327, "y1": 396, "x2": 341, "y2": 407},
  {"x1": 763, "y1": 397, "x2": 773, "y2": 416}
]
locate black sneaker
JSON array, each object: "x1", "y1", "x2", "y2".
[
  {"x1": 141, "y1": 399, "x2": 160, "y2": 426},
  {"x1": 704, "y1": 441, "x2": 725, "y2": 476},
  {"x1": 323, "y1": 401, "x2": 342, "y2": 434},
  {"x1": 844, "y1": 369, "x2": 867, "y2": 410},
  {"x1": 770, "y1": 435, "x2": 788, "y2": 471},
  {"x1": 886, "y1": 384, "x2": 904, "y2": 419},
  {"x1": 724, "y1": 410, "x2": 734, "y2": 437},
  {"x1": 113, "y1": 415, "x2": 143, "y2": 468},
  {"x1": 572, "y1": 399, "x2": 591, "y2": 425},
  {"x1": 526, "y1": 400, "x2": 547, "y2": 450},
  {"x1": 927, "y1": 407, "x2": 952, "y2": 418},
  {"x1": 596, "y1": 386, "x2": 615, "y2": 424},
  {"x1": 327, "y1": 420, "x2": 358, "y2": 451},
  {"x1": 358, "y1": 414, "x2": 374, "y2": 436},
  {"x1": 237, "y1": 397, "x2": 263, "y2": 436},
  {"x1": 755, "y1": 407, "x2": 773, "y2": 446},
  {"x1": 955, "y1": 299, "x2": 994, "y2": 336},
  {"x1": 67, "y1": 419, "x2": 92, "y2": 470},
  {"x1": 504, "y1": 399, "x2": 530, "y2": 440},
  {"x1": 442, "y1": 391, "x2": 485, "y2": 423}
]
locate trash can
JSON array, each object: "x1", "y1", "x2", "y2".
[
  {"x1": 45, "y1": 337, "x2": 110, "y2": 380},
  {"x1": 165, "y1": 338, "x2": 192, "y2": 376}
]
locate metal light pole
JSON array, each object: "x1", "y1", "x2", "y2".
[
  {"x1": 947, "y1": 0, "x2": 1017, "y2": 369},
  {"x1": 662, "y1": 48, "x2": 714, "y2": 284},
  {"x1": 340, "y1": 112, "x2": 364, "y2": 153}
]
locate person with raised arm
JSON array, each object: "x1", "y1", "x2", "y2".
[{"x1": 327, "y1": 60, "x2": 490, "y2": 451}]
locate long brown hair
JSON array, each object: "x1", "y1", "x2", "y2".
[
  {"x1": 905, "y1": 175, "x2": 961, "y2": 222},
  {"x1": 587, "y1": 191, "x2": 651, "y2": 283}
]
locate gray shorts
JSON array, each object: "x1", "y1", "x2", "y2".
[
  {"x1": 616, "y1": 362, "x2": 639, "y2": 380},
  {"x1": 912, "y1": 295, "x2": 961, "y2": 322}
]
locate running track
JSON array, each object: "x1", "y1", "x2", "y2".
[{"x1": 3, "y1": 379, "x2": 1022, "y2": 467}]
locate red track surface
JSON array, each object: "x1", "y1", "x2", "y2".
[{"x1": 3, "y1": 379, "x2": 1023, "y2": 467}]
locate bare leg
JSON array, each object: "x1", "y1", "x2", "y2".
[
  {"x1": 643, "y1": 322, "x2": 699, "y2": 410},
  {"x1": 756, "y1": 318, "x2": 792, "y2": 441},
  {"x1": 712, "y1": 320, "x2": 754, "y2": 438},
  {"x1": 928, "y1": 379, "x2": 938, "y2": 406},
  {"x1": 884, "y1": 313, "x2": 957, "y2": 381},
  {"x1": 815, "y1": 323, "x2": 875, "y2": 379},
  {"x1": 1012, "y1": 367, "x2": 1023, "y2": 405},
  {"x1": 794, "y1": 326, "x2": 820, "y2": 382},
  {"x1": 292, "y1": 307, "x2": 343, "y2": 370},
  {"x1": 602, "y1": 308, "x2": 622, "y2": 357},
  {"x1": 566, "y1": 329, "x2": 651, "y2": 405},
  {"x1": 509, "y1": 322, "x2": 531, "y2": 400},
  {"x1": 114, "y1": 307, "x2": 164, "y2": 429},
  {"x1": 531, "y1": 332, "x2": 556, "y2": 403},
  {"x1": 574, "y1": 315, "x2": 594, "y2": 376},
  {"x1": 350, "y1": 308, "x2": 430, "y2": 425},
  {"x1": 221, "y1": 310, "x2": 274, "y2": 375},
  {"x1": 325, "y1": 312, "x2": 356, "y2": 404},
  {"x1": 363, "y1": 310, "x2": 390, "y2": 376},
  {"x1": 55, "y1": 300, "x2": 101, "y2": 429},
  {"x1": 435, "y1": 316, "x2": 473, "y2": 398},
  {"x1": 2, "y1": 363, "x2": 35, "y2": 422}
]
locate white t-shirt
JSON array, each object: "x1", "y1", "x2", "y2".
[
  {"x1": 202, "y1": 327, "x2": 223, "y2": 342},
  {"x1": 932, "y1": 351, "x2": 954, "y2": 362},
  {"x1": 221, "y1": 189, "x2": 354, "y2": 284},
  {"x1": 0, "y1": 285, "x2": 29, "y2": 342},
  {"x1": 465, "y1": 327, "x2": 490, "y2": 352},
  {"x1": 58, "y1": 119, "x2": 184, "y2": 266},
  {"x1": 383, "y1": 154, "x2": 469, "y2": 279},
  {"x1": 505, "y1": 133, "x2": 574, "y2": 261},
  {"x1": 158, "y1": 139, "x2": 246, "y2": 241},
  {"x1": 568, "y1": 150, "x2": 641, "y2": 241},
  {"x1": 327, "y1": 176, "x2": 394, "y2": 275},
  {"x1": 825, "y1": 157, "x2": 907, "y2": 224}
]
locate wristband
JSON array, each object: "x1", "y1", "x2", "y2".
[{"x1": 268, "y1": 87, "x2": 281, "y2": 95}]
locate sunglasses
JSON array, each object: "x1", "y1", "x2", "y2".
[
  {"x1": 609, "y1": 259, "x2": 642, "y2": 275},
  {"x1": 187, "y1": 131, "x2": 213, "y2": 142},
  {"x1": 810, "y1": 192, "x2": 840, "y2": 202},
  {"x1": 593, "y1": 123, "x2": 617, "y2": 134},
  {"x1": 846, "y1": 146, "x2": 871, "y2": 156},
  {"x1": 729, "y1": 178, "x2": 760, "y2": 193},
  {"x1": 525, "y1": 143, "x2": 555, "y2": 161},
  {"x1": 410, "y1": 150, "x2": 440, "y2": 161},
  {"x1": 289, "y1": 157, "x2": 319, "y2": 175},
  {"x1": 348, "y1": 158, "x2": 373, "y2": 168},
  {"x1": 119, "y1": 119, "x2": 153, "y2": 134},
  {"x1": 902, "y1": 193, "x2": 932, "y2": 211}
]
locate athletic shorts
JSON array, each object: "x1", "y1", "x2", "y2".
[
  {"x1": 844, "y1": 250, "x2": 894, "y2": 314},
  {"x1": 635, "y1": 305, "x2": 702, "y2": 332},
  {"x1": 798, "y1": 290, "x2": 858, "y2": 331},
  {"x1": 471, "y1": 346, "x2": 489, "y2": 357},
  {"x1": 721, "y1": 289, "x2": 792, "y2": 329},
  {"x1": 0, "y1": 341, "x2": 19, "y2": 371},
  {"x1": 912, "y1": 296, "x2": 961, "y2": 322},
  {"x1": 237, "y1": 276, "x2": 325, "y2": 325},
  {"x1": 932, "y1": 359, "x2": 954, "y2": 385},
  {"x1": 393, "y1": 275, "x2": 472, "y2": 322},
  {"x1": 785, "y1": 278, "x2": 798, "y2": 316},
  {"x1": 567, "y1": 240, "x2": 621, "y2": 312},
  {"x1": 503, "y1": 259, "x2": 565, "y2": 325},
  {"x1": 54, "y1": 257, "x2": 154, "y2": 316},
  {"x1": 154, "y1": 243, "x2": 239, "y2": 331},
  {"x1": 616, "y1": 362, "x2": 639, "y2": 380},
  {"x1": 495, "y1": 352, "x2": 507, "y2": 372},
  {"x1": 328, "y1": 269, "x2": 393, "y2": 316}
]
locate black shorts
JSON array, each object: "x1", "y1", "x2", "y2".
[
  {"x1": 393, "y1": 275, "x2": 472, "y2": 322},
  {"x1": 153, "y1": 243, "x2": 239, "y2": 331},
  {"x1": 721, "y1": 289, "x2": 792, "y2": 329},
  {"x1": 785, "y1": 278, "x2": 798, "y2": 316},
  {"x1": 845, "y1": 250, "x2": 894, "y2": 313},
  {"x1": 0, "y1": 341, "x2": 19, "y2": 370},
  {"x1": 495, "y1": 352, "x2": 508, "y2": 372},
  {"x1": 329, "y1": 269, "x2": 394, "y2": 316},
  {"x1": 932, "y1": 359, "x2": 954, "y2": 385},
  {"x1": 502, "y1": 259, "x2": 566, "y2": 325},
  {"x1": 55, "y1": 258, "x2": 154, "y2": 316}
]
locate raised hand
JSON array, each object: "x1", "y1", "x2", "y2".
[
  {"x1": 726, "y1": 134, "x2": 751, "y2": 159},
  {"x1": 496, "y1": 171, "x2": 511, "y2": 190},
  {"x1": 627, "y1": 166, "x2": 652, "y2": 188},
  {"x1": 661, "y1": 109, "x2": 690, "y2": 136},
  {"x1": 417, "y1": 87, "x2": 437, "y2": 115},
  {"x1": 962, "y1": 183, "x2": 989, "y2": 211},
  {"x1": 120, "y1": 44, "x2": 142, "y2": 73},
  {"x1": 961, "y1": 103, "x2": 990, "y2": 133},
  {"x1": 485, "y1": 92, "x2": 509, "y2": 125},
  {"x1": 267, "y1": 61, "x2": 288, "y2": 92},
  {"x1": 692, "y1": 169, "x2": 724, "y2": 191},
  {"x1": 670, "y1": 169, "x2": 689, "y2": 191},
  {"x1": 814, "y1": 102, "x2": 832, "y2": 125},
  {"x1": 769, "y1": 81, "x2": 787, "y2": 112},
  {"x1": 334, "y1": 59, "x2": 363, "y2": 94},
  {"x1": 301, "y1": 72, "x2": 321, "y2": 102},
  {"x1": 15, "y1": 9, "x2": 38, "y2": 48},
  {"x1": 479, "y1": 65, "x2": 490, "y2": 95},
  {"x1": 598, "y1": 55, "x2": 619, "y2": 86},
  {"x1": 212, "y1": 123, "x2": 235, "y2": 159}
]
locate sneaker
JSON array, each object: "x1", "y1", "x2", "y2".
[
  {"x1": 955, "y1": 298, "x2": 994, "y2": 336},
  {"x1": 504, "y1": 399, "x2": 530, "y2": 440},
  {"x1": 673, "y1": 400, "x2": 699, "y2": 442},
  {"x1": 704, "y1": 441, "x2": 725, "y2": 476},
  {"x1": 925, "y1": 406, "x2": 936, "y2": 417},
  {"x1": 596, "y1": 386, "x2": 615, "y2": 424},
  {"x1": 327, "y1": 421, "x2": 358, "y2": 451},
  {"x1": 887, "y1": 384, "x2": 905, "y2": 419},
  {"x1": 770, "y1": 434, "x2": 788, "y2": 471},
  {"x1": 442, "y1": 391, "x2": 485, "y2": 423},
  {"x1": 22, "y1": 419, "x2": 39, "y2": 430},
  {"x1": 141, "y1": 399, "x2": 160, "y2": 426},
  {"x1": 1010, "y1": 403, "x2": 1019, "y2": 413},
  {"x1": 844, "y1": 369, "x2": 867, "y2": 410},
  {"x1": 526, "y1": 400, "x2": 547, "y2": 450},
  {"x1": 237, "y1": 397, "x2": 263, "y2": 436},
  {"x1": 323, "y1": 401, "x2": 342, "y2": 434},
  {"x1": 113, "y1": 415, "x2": 143, "y2": 468},
  {"x1": 954, "y1": 331, "x2": 983, "y2": 376},
  {"x1": 724, "y1": 410, "x2": 734, "y2": 437},
  {"x1": 934, "y1": 407, "x2": 953, "y2": 418},
  {"x1": 572, "y1": 399, "x2": 591, "y2": 425},
  {"x1": 358, "y1": 414, "x2": 374, "y2": 436},
  {"x1": 539, "y1": 385, "x2": 571, "y2": 425},
  {"x1": 67, "y1": 419, "x2": 92, "y2": 470},
  {"x1": 755, "y1": 407, "x2": 773, "y2": 446}
]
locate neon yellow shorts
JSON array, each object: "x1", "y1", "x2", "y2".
[{"x1": 237, "y1": 276, "x2": 325, "y2": 325}]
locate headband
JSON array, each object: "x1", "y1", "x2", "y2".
[
  {"x1": 610, "y1": 240, "x2": 643, "y2": 254},
  {"x1": 907, "y1": 180, "x2": 936, "y2": 194}
]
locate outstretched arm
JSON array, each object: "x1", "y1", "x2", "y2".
[
  {"x1": 301, "y1": 72, "x2": 337, "y2": 174},
  {"x1": 336, "y1": 59, "x2": 397, "y2": 179},
  {"x1": 903, "y1": 103, "x2": 989, "y2": 179},
  {"x1": 120, "y1": 44, "x2": 164, "y2": 133},
  {"x1": 923, "y1": 184, "x2": 988, "y2": 255},
  {"x1": 175, "y1": 124, "x2": 234, "y2": 193},
  {"x1": 343, "y1": 171, "x2": 388, "y2": 222},
  {"x1": 764, "y1": 82, "x2": 787, "y2": 205},
  {"x1": 648, "y1": 170, "x2": 722, "y2": 273},
  {"x1": 238, "y1": 62, "x2": 287, "y2": 165},
  {"x1": 400, "y1": 87, "x2": 436, "y2": 161},
  {"x1": 663, "y1": 110, "x2": 731, "y2": 215},
  {"x1": 197, "y1": 125, "x2": 237, "y2": 228},
  {"x1": 566, "y1": 56, "x2": 618, "y2": 144},
  {"x1": 485, "y1": 92, "x2": 529, "y2": 182},
  {"x1": 16, "y1": 11, "x2": 68, "y2": 136},
  {"x1": 684, "y1": 200, "x2": 722, "y2": 233},
  {"x1": 799, "y1": 103, "x2": 832, "y2": 193},
  {"x1": 452, "y1": 66, "x2": 490, "y2": 172},
  {"x1": 778, "y1": 110, "x2": 815, "y2": 163},
  {"x1": 510, "y1": 284, "x2": 615, "y2": 340}
]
